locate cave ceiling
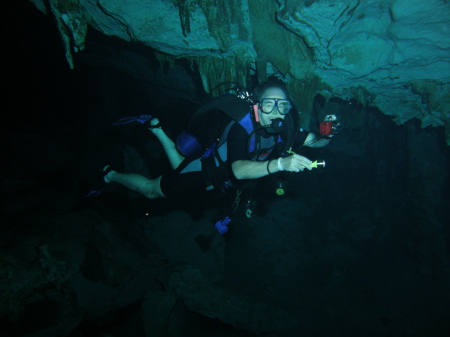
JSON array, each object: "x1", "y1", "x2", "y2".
[{"x1": 29, "y1": 0, "x2": 450, "y2": 143}]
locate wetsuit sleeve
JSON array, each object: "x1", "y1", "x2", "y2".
[{"x1": 227, "y1": 123, "x2": 251, "y2": 164}]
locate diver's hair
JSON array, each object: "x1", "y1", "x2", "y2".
[{"x1": 252, "y1": 79, "x2": 290, "y2": 102}]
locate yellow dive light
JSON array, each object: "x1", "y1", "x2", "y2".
[{"x1": 310, "y1": 160, "x2": 325, "y2": 168}]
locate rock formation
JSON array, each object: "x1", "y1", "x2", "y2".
[{"x1": 29, "y1": 0, "x2": 450, "y2": 143}]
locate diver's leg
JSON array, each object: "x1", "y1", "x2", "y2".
[
  {"x1": 105, "y1": 169, "x2": 165, "y2": 199},
  {"x1": 149, "y1": 119, "x2": 185, "y2": 169}
]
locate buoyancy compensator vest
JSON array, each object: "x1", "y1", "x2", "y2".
[
  {"x1": 175, "y1": 92, "x2": 299, "y2": 193},
  {"x1": 175, "y1": 94, "x2": 257, "y2": 193},
  {"x1": 175, "y1": 94, "x2": 299, "y2": 158},
  {"x1": 175, "y1": 94, "x2": 254, "y2": 157}
]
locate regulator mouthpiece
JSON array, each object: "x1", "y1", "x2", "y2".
[{"x1": 266, "y1": 118, "x2": 285, "y2": 133}]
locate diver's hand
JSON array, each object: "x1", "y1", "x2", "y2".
[{"x1": 279, "y1": 154, "x2": 313, "y2": 172}]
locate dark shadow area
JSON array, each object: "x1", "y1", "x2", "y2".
[{"x1": 1, "y1": 1, "x2": 450, "y2": 337}]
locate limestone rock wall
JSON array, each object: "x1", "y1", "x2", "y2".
[{"x1": 29, "y1": 0, "x2": 450, "y2": 142}]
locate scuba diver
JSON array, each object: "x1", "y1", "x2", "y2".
[{"x1": 102, "y1": 80, "x2": 333, "y2": 204}]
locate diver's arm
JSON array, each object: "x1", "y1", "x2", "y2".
[
  {"x1": 232, "y1": 154, "x2": 313, "y2": 180},
  {"x1": 231, "y1": 160, "x2": 278, "y2": 180},
  {"x1": 303, "y1": 132, "x2": 330, "y2": 148}
]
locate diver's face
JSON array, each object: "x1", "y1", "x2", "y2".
[{"x1": 258, "y1": 87, "x2": 288, "y2": 127}]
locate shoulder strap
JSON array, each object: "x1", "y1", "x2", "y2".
[{"x1": 186, "y1": 95, "x2": 252, "y2": 149}]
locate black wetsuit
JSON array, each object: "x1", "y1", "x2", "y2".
[{"x1": 160, "y1": 121, "x2": 308, "y2": 198}]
